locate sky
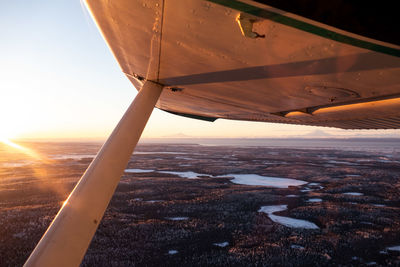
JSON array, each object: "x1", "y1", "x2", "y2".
[{"x1": 0, "y1": 0, "x2": 399, "y2": 140}]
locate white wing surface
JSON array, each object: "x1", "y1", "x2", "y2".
[{"x1": 86, "y1": 0, "x2": 400, "y2": 129}]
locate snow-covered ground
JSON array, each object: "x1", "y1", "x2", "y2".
[{"x1": 258, "y1": 205, "x2": 319, "y2": 229}]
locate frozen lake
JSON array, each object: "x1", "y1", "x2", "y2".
[
  {"x1": 124, "y1": 169, "x2": 307, "y2": 188},
  {"x1": 226, "y1": 174, "x2": 307, "y2": 188},
  {"x1": 259, "y1": 205, "x2": 319, "y2": 229}
]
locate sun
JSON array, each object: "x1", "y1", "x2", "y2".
[{"x1": 0, "y1": 112, "x2": 27, "y2": 142}]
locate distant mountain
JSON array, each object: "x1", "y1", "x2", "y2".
[{"x1": 302, "y1": 129, "x2": 333, "y2": 138}]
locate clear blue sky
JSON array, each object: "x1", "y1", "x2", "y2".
[{"x1": 1, "y1": 0, "x2": 398, "y2": 140}]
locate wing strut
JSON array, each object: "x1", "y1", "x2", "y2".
[{"x1": 24, "y1": 81, "x2": 163, "y2": 267}]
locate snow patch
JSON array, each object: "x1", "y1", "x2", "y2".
[
  {"x1": 168, "y1": 250, "x2": 178, "y2": 255},
  {"x1": 300, "y1": 188, "x2": 313, "y2": 192},
  {"x1": 387, "y1": 245, "x2": 400, "y2": 252},
  {"x1": 291, "y1": 244, "x2": 305, "y2": 249},
  {"x1": 213, "y1": 242, "x2": 229, "y2": 247},
  {"x1": 372, "y1": 204, "x2": 386, "y2": 207},
  {"x1": 145, "y1": 200, "x2": 163, "y2": 203},
  {"x1": 175, "y1": 156, "x2": 193, "y2": 160},
  {"x1": 361, "y1": 221, "x2": 373, "y2": 225}
]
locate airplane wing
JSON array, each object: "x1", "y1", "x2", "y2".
[
  {"x1": 24, "y1": 2, "x2": 400, "y2": 266},
  {"x1": 86, "y1": 0, "x2": 400, "y2": 129}
]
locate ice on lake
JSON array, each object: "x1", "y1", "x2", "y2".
[
  {"x1": 307, "y1": 198, "x2": 323, "y2": 203},
  {"x1": 259, "y1": 205, "x2": 319, "y2": 229},
  {"x1": 51, "y1": 154, "x2": 96, "y2": 160},
  {"x1": 125, "y1": 169, "x2": 155, "y2": 173},
  {"x1": 135, "y1": 151, "x2": 186, "y2": 155},
  {"x1": 125, "y1": 169, "x2": 306, "y2": 187},
  {"x1": 226, "y1": 174, "x2": 307, "y2": 188},
  {"x1": 327, "y1": 160, "x2": 355, "y2": 165},
  {"x1": 343, "y1": 192, "x2": 364, "y2": 196}
]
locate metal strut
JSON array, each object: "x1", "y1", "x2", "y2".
[{"x1": 25, "y1": 81, "x2": 163, "y2": 267}]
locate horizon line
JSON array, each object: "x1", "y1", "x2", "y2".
[{"x1": 9, "y1": 136, "x2": 400, "y2": 143}]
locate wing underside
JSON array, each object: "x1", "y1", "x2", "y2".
[{"x1": 85, "y1": 0, "x2": 400, "y2": 129}]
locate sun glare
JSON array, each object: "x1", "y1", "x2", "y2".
[
  {"x1": 0, "y1": 137, "x2": 22, "y2": 149},
  {"x1": 0, "y1": 138, "x2": 46, "y2": 162}
]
